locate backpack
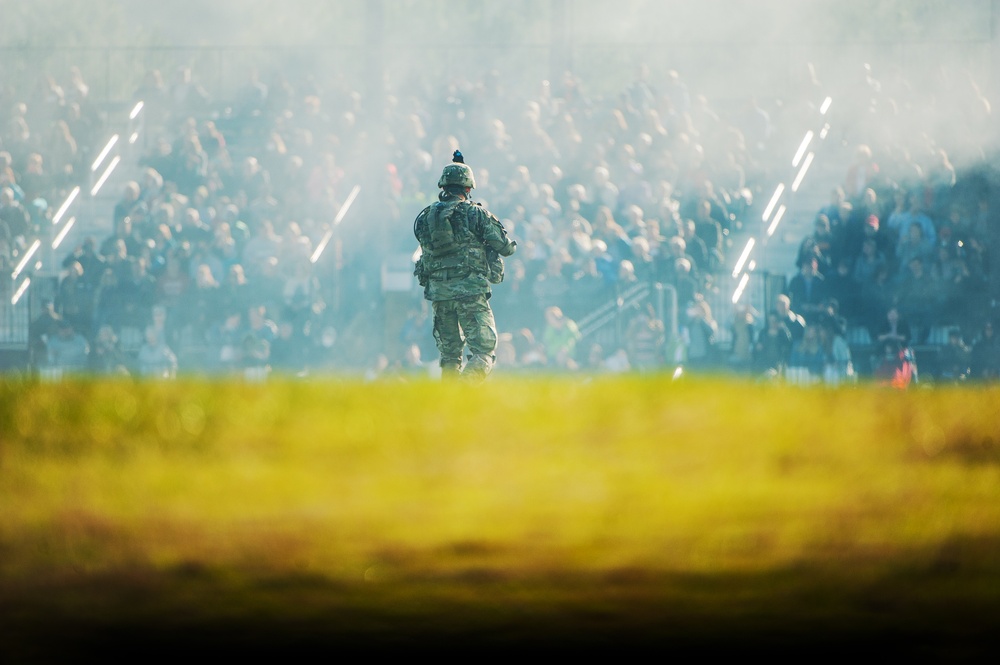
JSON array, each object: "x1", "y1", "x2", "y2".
[{"x1": 426, "y1": 201, "x2": 461, "y2": 256}]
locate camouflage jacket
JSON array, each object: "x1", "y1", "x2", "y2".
[{"x1": 413, "y1": 194, "x2": 517, "y2": 302}]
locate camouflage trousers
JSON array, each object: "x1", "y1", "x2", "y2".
[{"x1": 431, "y1": 294, "x2": 498, "y2": 381}]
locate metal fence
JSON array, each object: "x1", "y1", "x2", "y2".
[
  {"x1": 573, "y1": 268, "x2": 781, "y2": 365},
  {"x1": 1, "y1": 273, "x2": 59, "y2": 352},
  {"x1": 0, "y1": 276, "x2": 31, "y2": 351},
  {"x1": 578, "y1": 282, "x2": 677, "y2": 352}
]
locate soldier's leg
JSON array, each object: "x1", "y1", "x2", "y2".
[
  {"x1": 457, "y1": 294, "x2": 498, "y2": 381},
  {"x1": 432, "y1": 300, "x2": 465, "y2": 377}
]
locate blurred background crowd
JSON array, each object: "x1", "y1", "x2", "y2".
[{"x1": 2, "y1": 0, "x2": 999, "y2": 385}]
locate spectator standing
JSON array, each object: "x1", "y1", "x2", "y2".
[
  {"x1": 241, "y1": 218, "x2": 283, "y2": 277},
  {"x1": 874, "y1": 306, "x2": 913, "y2": 352},
  {"x1": 614, "y1": 259, "x2": 641, "y2": 299},
  {"x1": 100, "y1": 214, "x2": 144, "y2": 261},
  {"x1": 88, "y1": 324, "x2": 131, "y2": 375},
  {"x1": 28, "y1": 301, "x2": 63, "y2": 370},
  {"x1": 112, "y1": 181, "x2": 148, "y2": 232},
  {"x1": 115, "y1": 257, "x2": 159, "y2": 334},
  {"x1": 184, "y1": 263, "x2": 224, "y2": 344},
  {"x1": 209, "y1": 221, "x2": 241, "y2": 277},
  {"x1": 62, "y1": 236, "x2": 107, "y2": 289},
  {"x1": 937, "y1": 328, "x2": 971, "y2": 383},
  {"x1": 541, "y1": 305, "x2": 581, "y2": 371},
  {"x1": 840, "y1": 191, "x2": 882, "y2": 265},
  {"x1": 682, "y1": 295, "x2": 718, "y2": 372},
  {"x1": 137, "y1": 325, "x2": 178, "y2": 378},
  {"x1": 826, "y1": 198, "x2": 855, "y2": 266},
  {"x1": 930, "y1": 241, "x2": 974, "y2": 324},
  {"x1": 859, "y1": 263, "x2": 897, "y2": 336},
  {"x1": 627, "y1": 235, "x2": 657, "y2": 284},
  {"x1": 970, "y1": 321, "x2": 1000, "y2": 381},
  {"x1": 788, "y1": 324, "x2": 826, "y2": 380},
  {"x1": 894, "y1": 223, "x2": 935, "y2": 278},
  {"x1": 209, "y1": 310, "x2": 245, "y2": 374},
  {"x1": 589, "y1": 165, "x2": 620, "y2": 213},
  {"x1": 92, "y1": 267, "x2": 125, "y2": 332},
  {"x1": 156, "y1": 248, "x2": 190, "y2": 332},
  {"x1": 819, "y1": 323, "x2": 855, "y2": 385},
  {"x1": 774, "y1": 293, "x2": 806, "y2": 345},
  {"x1": 219, "y1": 263, "x2": 253, "y2": 318},
  {"x1": 54, "y1": 260, "x2": 95, "y2": 340},
  {"x1": 676, "y1": 219, "x2": 711, "y2": 282},
  {"x1": 669, "y1": 259, "x2": 701, "y2": 315},
  {"x1": 45, "y1": 320, "x2": 90, "y2": 374},
  {"x1": 174, "y1": 207, "x2": 214, "y2": 249},
  {"x1": 45, "y1": 119, "x2": 79, "y2": 190},
  {"x1": 0, "y1": 152, "x2": 22, "y2": 198},
  {"x1": 797, "y1": 214, "x2": 836, "y2": 277},
  {"x1": 172, "y1": 133, "x2": 210, "y2": 198},
  {"x1": 852, "y1": 237, "x2": 888, "y2": 286},
  {"x1": 825, "y1": 258, "x2": 861, "y2": 324},
  {"x1": 785, "y1": 255, "x2": 830, "y2": 324},
  {"x1": 728, "y1": 304, "x2": 758, "y2": 373},
  {"x1": 895, "y1": 256, "x2": 942, "y2": 342},
  {"x1": 590, "y1": 205, "x2": 632, "y2": 267},
  {"x1": 656, "y1": 235, "x2": 695, "y2": 287},
  {"x1": 281, "y1": 259, "x2": 323, "y2": 333},
  {"x1": 818, "y1": 185, "x2": 847, "y2": 225},
  {"x1": 19, "y1": 153, "x2": 50, "y2": 205},
  {"x1": 887, "y1": 190, "x2": 937, "y2": 269},
  {"x1": 242, "y1": 304, "x2": 279, "y2": 373},
  {"x1": 0, "y1": 186, "x2": 31, "y2": 243},
  {"x1": 689, "y1": 198, "x2": 724, "y2": 272}
]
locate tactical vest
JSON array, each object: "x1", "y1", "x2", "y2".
[
  {"x1": 426, "y1": 201, "x2": 464, "y2": 256},
  {"x1": 418, "y1": 200, "x2": 482, "y2": 276}
]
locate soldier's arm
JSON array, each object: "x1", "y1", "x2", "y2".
[
  {"x1": 473, "y1": 207, "x2": 517, "y2": 256},
  {"x1": 413, "y1": 207, "x2": 428, "y2": 241}
]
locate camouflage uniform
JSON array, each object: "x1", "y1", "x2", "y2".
[{"x1": 413, "y1": 157, "x2": 517, "y2": 380}]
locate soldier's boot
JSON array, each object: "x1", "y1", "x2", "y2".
[
  {"x1": 461, "y1": 353, "x2": 495, "y2": 383},
  {"x1": 440, "y1": 358, "x2": 463, "y2": 378}
]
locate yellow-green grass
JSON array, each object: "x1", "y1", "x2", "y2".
[{"x1": 2, "y1": 375, "x2": 999, "y2": 655}]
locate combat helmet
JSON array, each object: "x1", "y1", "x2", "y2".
[{"x1": 438, "y1": 150, "x2": 476, "y2": 189}]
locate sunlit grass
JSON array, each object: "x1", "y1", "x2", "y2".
[{"x1": 2, "y1": 375, "x2": 999, "y2": 652}]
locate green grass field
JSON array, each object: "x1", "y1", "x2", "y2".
[{"x1": 2, "y1": 375, "x2": 999, "y2": 656}]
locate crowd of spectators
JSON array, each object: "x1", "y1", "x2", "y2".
[
  {"x1": 5, "y1": 61, "x2": 764, "y2": 380},
  {"x1": 722, "y1": 63, "x2": 1000, "y2": 386},
  {"x1": 771, "y1": 137, "x2": 1000, "y2": 385},
  {"x1": 2, "y1": 56, "x2": 998, "y2": 383}
]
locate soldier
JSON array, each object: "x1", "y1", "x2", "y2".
[{"x1": 413, "y1": 150, "x2": 517, "y2": 381}]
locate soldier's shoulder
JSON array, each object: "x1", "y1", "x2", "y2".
[{"x1": 466, "y1": 201, "x2": 500, "y2": 222}]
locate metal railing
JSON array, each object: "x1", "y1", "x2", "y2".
[
  {"x1": 0, "y1": 274, "x2": 30, "y2": 350},
  {"x1": 577, "y1": 281, "x2": 678, "y2": 352}
]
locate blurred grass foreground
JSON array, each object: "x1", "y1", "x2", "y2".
[{"x1": 2, "y1": 375, "x2": 1000, "y2": 657}]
